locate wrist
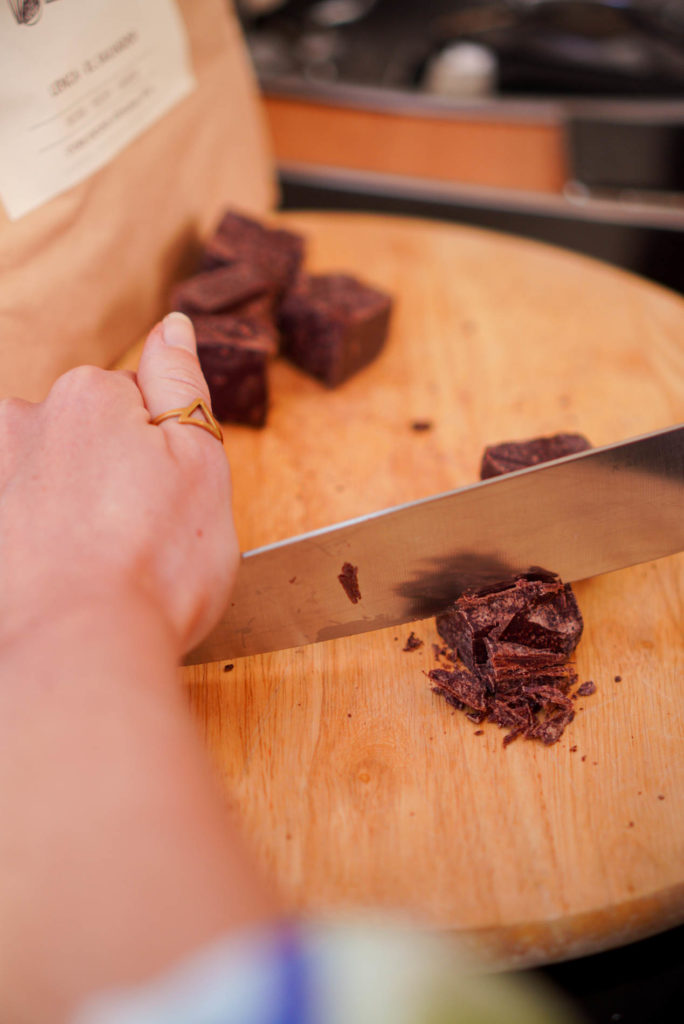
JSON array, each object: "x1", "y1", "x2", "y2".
[{"x1": 0, "y1": 584, "x2": 183, "y2": 685}]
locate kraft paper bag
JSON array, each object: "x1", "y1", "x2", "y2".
[{"x1": 0, "y1": 0, "x2": 276, "y2": 401}]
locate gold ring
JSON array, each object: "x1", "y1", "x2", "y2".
[{"x1": 151, "y1": 398, "x2": 223, "y2": 442}]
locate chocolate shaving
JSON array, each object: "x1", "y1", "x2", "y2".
[
  {"x1": 576, "y1": 680, "x2": 597, "y2": 696},
  {"x1": 338, "y1": 562, "x2": 361, "y2": 604}
]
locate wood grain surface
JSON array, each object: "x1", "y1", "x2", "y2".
[{"x1": 127, "y1": 212, "x2": 684, "y2": 968}]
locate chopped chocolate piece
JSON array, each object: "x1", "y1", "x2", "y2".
[
  {"x1": 429, "y1": 666, "x2": 488, "y2": 713},
  {"x1": 480, "y1": 433, "x2": 592, "y2": 480},
  {"x1": 432, "y1": 569, "x2": 583, "y2": 746},
  {"x1": 194, "y1": 317, "x2": 271, "y2": 427},
  {"x1": 577, "y1": 680, "x2": 596, "y2": 696},
  {"x1": 170, "y1": 263, "x2": 271, "y2": 315},
  {"x1": 436, "y1": 570, "x2": 583, "y2": 678},
  {"x1": 223, "y1": 663, "x2": 234, "y2": 672},
  {"x1": 338, "y1": 562, "x2": 361, "y2": 604},
  {"x1": 202, "y1": 211, "x2": 305, "y2": 295},
  {"x1": 403, "y1": 632, "x2": 423, "y2": 652},
  {"x1": 411, "y1": 420, "x2": 433, "y2": 432},
  {"x1": 614, "y1": 675, "x2": 622, "y2": 682},
  {"x1": 279, "y1": 273, "x2": 392, "y2": 387}
]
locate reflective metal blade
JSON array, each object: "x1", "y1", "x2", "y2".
[{"x1": 187, "y1": 425, "x2": 684, "y2": 664}]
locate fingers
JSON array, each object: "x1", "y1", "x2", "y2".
[{"x1": 136, "y1": 314, "x2": 213, "y2": 436}]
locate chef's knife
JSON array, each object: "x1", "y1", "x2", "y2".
[{"x1": 187, "y1": 424, "x2": 683, "y2": 665}]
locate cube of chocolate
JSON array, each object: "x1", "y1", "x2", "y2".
[
  {"x1": 200, "y1": 211, "x2": 305, "y2": 295},
  {"x1": 170, "y1": 263, "x2": 271, "y2": 316},
  {"x1": 480, "y1": 433, "x2": 591, "y2": 480},
  {"x1": 194, "y1": 317, "x2": 273, "y2": 428},
  {"x1": 278, "y1": 273, "x2": 392, "y2": 387}
]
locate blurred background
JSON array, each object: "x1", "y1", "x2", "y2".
[{"x1": 237, "y1": 0, "x2": 684, "y2": 292}]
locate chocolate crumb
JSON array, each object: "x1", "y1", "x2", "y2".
[
  {"x1": 581, "y1": 755, "x2": 587, "y2": 762},
  {"x1": 614, "y1": 675, "x2": 622, "y2": 682},
  {"x1": 289, "y1": 576, "x2": 297, "y2": 584},
  {"x1": 658, "y1": 794, "x2": 665, "y2": 800},
  {"x1": 338, "y1": 562, "x2": 361, "y2": 604},
  {"x1": 474, "y1": 729, "x2": 484, "y2": 736},
  {"x1": 577, "y1": 680, "x2": 596, "y2": 697},
  {"x1": 570, "y1": 745, "x2": 578, "y2": 752},
  {"x1": 223, "y1": 663, "x2": 234, "y2": 672},
  {"x1": 628, "y1": 821, "x2": 635, "y2": 828},
  {"x1": 403, "y1": 632, "x2": 424, "y2": 652},
  {"x1": 411, "y1": 420, "x2": 433, "y2": 432}
]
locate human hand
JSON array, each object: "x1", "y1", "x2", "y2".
[{"x1": 0, "y1": 313, "x2": 238, "y2": 656}]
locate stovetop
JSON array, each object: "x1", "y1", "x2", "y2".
[{"x1": 239, "y1": 0, "x2": 684, "y2": 99}]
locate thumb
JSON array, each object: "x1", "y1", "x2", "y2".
[{"x1": 137, "y1": 313, "x2": 214, "y2": 427}]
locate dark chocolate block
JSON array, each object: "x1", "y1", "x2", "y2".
[
  {"x1": 170, "y1": 263, "x2": 271, "y2": 315},
  {"x1": 480, "y1": 433, "x2": 591, "y2": 479},
  {"x1": 191, "y1": 306, "x2": 279, "y2": 357},
  {"x1": 201, "y1": 211, "x2": 305, "y2": 295},
  {"x1": 194, "y1": 317, "x2": 271, "y2": 428},
  {"x1": 279, "y1": 273, "x2": 392, "y2": 387}
]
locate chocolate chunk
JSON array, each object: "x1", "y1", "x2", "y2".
[
  {"x1": 433, "y1": 570, "x2": 583, "y2": 746},
  {"x1": 194, "y1": 317, "x2": 271, "y2": 427},
  {"x1": 279, "y1": 273, "x2": 392, "y2": 387},
  {"x1": 403, "y1": 631, "x2": 424, "y2": 652},
  {"x1": 201, "y1": 211, "x2": 305, "y2": 295},
  {"x1": 170, "y1": 263, "x2": 271, "y2": 315},
  {"x1": 436, "y1": 570, "x2": 583, "y2": 678},
  {"x1": 480, "y1": 433, "x2": 592, "y2": 480},
  {"x1": 338, "y1": 562, "x2": 361, "y2": 604}
]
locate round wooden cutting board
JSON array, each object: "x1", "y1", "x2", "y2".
[{"x1": 171, "y1": 212, "x2": 683, "y2": 969}]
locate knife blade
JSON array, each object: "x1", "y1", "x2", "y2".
[{"x1": 186, "y1": 424, "x2": 684, "y2": 664}]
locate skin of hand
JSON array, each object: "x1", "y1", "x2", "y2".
[
  {"x1": 0, "y1": 315, "x2": 276, "y2": 1024},
  {"x1": 0, "y1": 312, "x2": 238, "y2": 657}
]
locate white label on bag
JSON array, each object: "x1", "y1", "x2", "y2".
[{"x1": 0, "y1": 0, "x2": 196, "y2": 220}]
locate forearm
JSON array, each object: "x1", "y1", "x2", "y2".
[{"x1": 0, "y1": 591, "x2": 275, "y2": 1024}]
